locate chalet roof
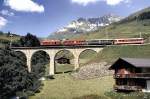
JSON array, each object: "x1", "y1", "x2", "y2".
[
  {"x1": 109, "y1": 58, "x2": 150, "y2": 69},
  {"x1": 122, "y1": 58, "x2": 150, "y2": 68},
  {"x1": 55, "y1": 56, "x2": 69, "y2": 60}
]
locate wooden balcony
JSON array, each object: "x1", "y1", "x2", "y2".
[
  {"x1": 114, "y1": 73, "x2": 150, "y2": 79},
  {"x1": 114, "y1": 85, "x2": 142, "y2": 91}
]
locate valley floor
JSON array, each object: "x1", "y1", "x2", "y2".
[{"x1": 30, "y1": 74, "x2": 114, "y2": 99}]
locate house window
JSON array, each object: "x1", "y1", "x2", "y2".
[{"x1": 116, "y1": 79, "x2": 127, "y2": 85}]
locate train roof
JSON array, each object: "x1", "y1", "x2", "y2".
[
  {"x1": 87, "y1": 39, "x2": 115, "y2": 40},
  {"x1": 115, "y1": 38, "x2": 144, "y2": 40},
  {"x1": 41, "y1": 40, "x2": 60, "y2": 42}
]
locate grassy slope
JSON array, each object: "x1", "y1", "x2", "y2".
[
  {"x1": 48, "y1": 32, "x2": 82, "y2": 40},
  {"x1": 0, "y1": 35, "x2": 20, "y2": 41},
  {"x1": 79, "y1": 50, "x2": 97, "y2": 66},
  {"x1": 98, "y1": 45, "x2": 150, "y2": 63},
  {"x1": 0, "y1": 34, "x2": 20, "y2": 47},
  {"x1": 69, "y1": 44, "x2": 150, "y2": 67},
  {"x1": 73, "y1": 20, "x2": 150, "y2": 40},
  {"x1": 81, "y1": 45, "x2": 150, "y2": 65},
  {"x1": 30, "y1": 74, "x2": 114, "y2": 99}
]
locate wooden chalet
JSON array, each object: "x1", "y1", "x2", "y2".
[
  {"x1": 56, "y1": 57, "x2": 70, "y2": 64},
  {"x1": 109, "y1": 58, "x2": 150, "y2": 92}
]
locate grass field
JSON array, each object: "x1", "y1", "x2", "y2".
[
  {"x1": 0, "y1": 35, "x2": 20, "y2": 41},
  {"x1": 91, "y1": 44, "x2": 150, "y2": 64},
  {"x1": 0, "y1": 34, "x2": 20, "y2": 48},
  {"x1": 79, "y1": 50, "x2": 97, "y2": 66},
  {"x1": 30, "y1": 74, "x2": 114, "y2": 99},
  {"x1": 55, "y1": 64, "x2": 74, "y2": 73}
]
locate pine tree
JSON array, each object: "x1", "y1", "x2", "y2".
[{"x1": 0, "y1": 49, "x2": 41, "y2": 99}]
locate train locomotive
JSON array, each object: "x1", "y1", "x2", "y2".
[{"x1": 40, "y1": 38, "x2": 144, "y2": 46}]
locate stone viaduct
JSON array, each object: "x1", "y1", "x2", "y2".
[{"x1": 12, "y1": 45, "x2": 104, "y2": 75}]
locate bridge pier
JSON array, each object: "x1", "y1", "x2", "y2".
[
  {"x1": 23, "y1": 50, "x2": 32, "y2": 72},
  {"x1": 49, "y1": 56, "x2": 55, "y2": 75},
  {"x1": 74, "y1": 56, "x2": 79, "y2": 70},
  {"x1": 27, "y1": 57, "x2": 31, "y2": 72},
  {"x1": 72, "y1": 49, "x2": 80, "y2": 70},
  {"x1": 48, "y1": 50, "x2": 56, "y2": 76}
]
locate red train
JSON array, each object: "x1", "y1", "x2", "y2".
[
  {"x1": 114, "y1": 38, "x2": 144, "y2": 45},
  {"x1": 63, "y1": 40, "x2": 85, "y2": 45},
  {"x1": 40, "y1": 40, "x2": 61, "y2": 46},
  {"x1": 40, "y1": 38, "x2": 144, "y2": 46}
]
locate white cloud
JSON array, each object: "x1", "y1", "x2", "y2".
[
  {"x1": 0, "y1": 10, "x2": 14, "y2": 16},
  {"x1": 0, "y1": 16, "x2": 7, "y2": 29},
  {"x1": 105, "y1": 0, "x2": 130, "y2": 5},
  {"x1": 4, "y1": 0, "x2": 44, "y2": 13},
  {"x1": 71, "y1": 0, "x2": 132, "y2": 6},
  {"x1": 72, "y1": 0, "x2": 99, "y2": 6}
]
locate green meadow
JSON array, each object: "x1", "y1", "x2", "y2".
[{"x1": 30, "y1": 74, "x2": 114, "y2": 99}]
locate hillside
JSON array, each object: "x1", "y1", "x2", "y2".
[
  {"x1": 73, "y1": 7, "x2": 150, "y2": 40},
  {"x1": 96, "y1": 45, "x2": 150, "y2": 63},
  {"x1": 0, "y1": 32, "x2": 20, "y2": 48},
  {"x1": 76, "y1": 44, "x2": 150, "y2": 68}
]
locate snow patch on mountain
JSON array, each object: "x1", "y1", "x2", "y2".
[{"x1": 56, "y1": 14, "x2": 123, "y2": 34}]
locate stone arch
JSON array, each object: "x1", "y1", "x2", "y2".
[
  {"x1": 31, "y1": 50, "x2": 50, "y2": 58},
  {"x1": 14, "y1": 50, "x2": 27, "y2": 59},
  {"x1": 31, "y1": 50, "x2": 50, "y2": 76},
  {"x1": 54, "y1": 49, "x2": 75, "y2": 73},
  {"x1": 80, "y1": 49, "x2": 98, "y2": 54},
  {"x1": 78, "y1": 49, "x2": 98, "y2": 67},
  {"x1": 14, "y1": 51, "x2": 27, "y2": 67}
]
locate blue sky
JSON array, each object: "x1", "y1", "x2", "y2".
[{"x1": 0, "y1": 0, "x2": 150, "y2": 37}]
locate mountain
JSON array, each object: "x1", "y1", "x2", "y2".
[
  {"x1": 72, "y1": 7, "x2": 150, "y2": 41},
  {"x1": 118, "y1": 7, "x2": 150, "y2": 24},
  {"x1": 48, "y1": 14, "x2": 122, "y2": 39}
]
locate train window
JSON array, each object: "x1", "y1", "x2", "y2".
[{"x1": 119, "y1": 40, "x2": 124, "y2": 42}]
